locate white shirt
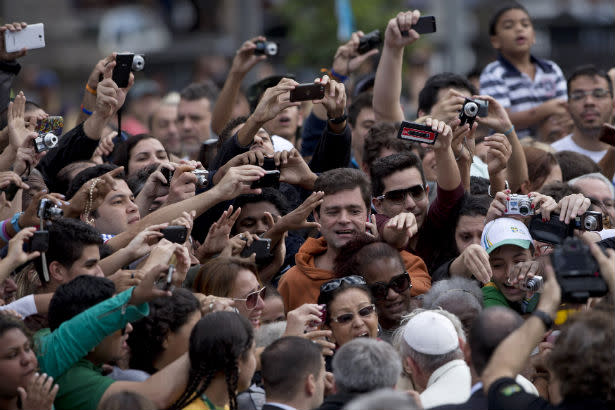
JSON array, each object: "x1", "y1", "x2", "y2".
[
  {"x1": 271, "y1": 135, "x2": 295, "y2": 152},
  {"x1": 420, "y1": 359, "x2": 471, "y2": 408},
  {"x1": 551, "y1": 134, "x2": 607, "y2": 163},
  {"x1": 264, "y1": 402, "x2": 297, "y2": 410}
]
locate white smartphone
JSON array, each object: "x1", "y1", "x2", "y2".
[{"x1": 4, "y1": 23, "x2": 45, "y2": 53}]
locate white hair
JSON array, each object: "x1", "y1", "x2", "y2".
[
  {"x1": 342, "y1": 388, "x2": 421, "y2": 410},
  {"x1": 569, "y1": 172, "x2": 615, "y2": 199}
]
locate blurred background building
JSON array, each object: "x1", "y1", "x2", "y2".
[{"x1": 2, "y1": 0, "x2": 613, "y2": 118}]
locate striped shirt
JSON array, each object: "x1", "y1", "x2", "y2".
[{"x1": 480, "y1": 54, "x2": 567, "y2": 138}]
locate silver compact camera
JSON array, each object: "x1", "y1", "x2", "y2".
[
  {"x1": 34, "y1": 132, "x2": 59, "y2": 153},
  {"x1": 254, "y1": 41, "x2": 278, "y2": 56},
  {"x1": 37, "y1": 198, "x2": 63, "y2": 220},
  {"x1": 505, "y1": 194, "x2": 533, "y2": 216},
  {"x1": 192, "y1": 169, "x2": 209, "y2": 187}
]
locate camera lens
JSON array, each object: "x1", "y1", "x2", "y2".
[
  {"x1": 43, "y1": 133, "x2": 58, "y2": 148},
  {"x1": 132, "y1": 55, "x2": 145, "y2": 71},
  {"x1": 519, "y1": 205, "x2": 529, "y2": 215},
  {"x1": 463, "y1": 102, "x2": 478, "y2": 117},
  {"x1": 583, "y1": 215, "x2": 598, "y2": 230},
  {"x1": 265, "y1": 42, "x2": 278, "y2": 56}
]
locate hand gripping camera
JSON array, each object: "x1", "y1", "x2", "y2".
[
  {"x1": 358, "y1": 30, "x2": 381, "y2": 54},
  {"x1": 30, "y1": 198, "x2": 63, "y2": 283},
  {"x1": 505, "y1": 194, "x2": 533, "y2": 216},
  {"x1": 254, "y1": 41, "x2": 278, "y2": 56},
  {"x1": 112, "y1": 53, "x2": 145, "y2": 88},
  {"x1": 458, "y1": 98, "x2": 488, "y2": 127}
]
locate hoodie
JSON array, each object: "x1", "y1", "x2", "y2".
[{"x1": 278, "y1": 237, "x2": 431, "y2": 313}]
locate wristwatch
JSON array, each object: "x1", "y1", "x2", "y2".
[
  {"x1": 328, "y1": 112, "x2": 347, "y2": 124},
  {"x1": 532, "y1": 309, "x2": 554, "y2": 330}
]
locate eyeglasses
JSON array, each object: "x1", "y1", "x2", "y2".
[
  {"x1": 330, "y1": 304, "x2": 377, "y2": 324},
  {"x1": 375, "y1": 185, "x2": 426, "y2": 204},
  {"x1": 232, "y1": 286, "x2": 266, "y2": 310},
  {"x1": 369, "y1": 272, "x2": 412, "y2": 300},
  {"x1": 320, "y1": 275, "x2": 367, "y2": 294},
  {"x1": 569, "y1": 88, "x2": 611, "y2": 101}
]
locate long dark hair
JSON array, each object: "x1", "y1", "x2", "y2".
[{"x1": 168, "y1": 312, "x2": 254, "y2": 410}]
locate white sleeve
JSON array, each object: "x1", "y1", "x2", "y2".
[
  {"x1": 0, "y1": 295, "x2": 37, "y2": 318},
  {"x1": 599, "y1": 229, "x2": 615, "y2": 240}
]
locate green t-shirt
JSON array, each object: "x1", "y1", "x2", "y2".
[
  {"x1": 54, "y1": 358, "x2": 115, "y2": 410},
  {"x1": 482, "y1": 282, "x2": 540, "y2": 314}
]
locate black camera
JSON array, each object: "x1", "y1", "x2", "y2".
[
  {"x1": 111, "y1": 53, "x2": 145, "y2": 88},
  {"x1": 161, "y1": 225, "x2": 188, "y2": 244},
  {"x1": 254, "y1": 41, "x2": 278, "y2": 56},
  {"x1": 550, "y1": 237, "x2": 608, "y2": 303},
  {"x1": 358, "y1": 30, "x2": 381, "y2": 54},
  {"x1": 34, "y1": 133, "x2": 58, "y2": 153},
  {"x1": 251, "y1": 170, "x2": 280, "y2": 189},
  {"x1": 459, "y1": 98, "x2": 488, "y2": 127},
  {"x1": 37, "y1": 198, "x2": 63, "y2": 220},
  {"x1": 0, "y1": 182, "x2": 19, "y2": 201},
  {"x1": 530, "y1": 211, "x2": 604, "y2": 245},
  {"x1": 25, "y1": 231, "x2": 49, "y2": 253}
]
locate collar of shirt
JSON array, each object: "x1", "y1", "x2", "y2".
[
  {"x1": 264, "y1": 402, "x2": 297, "y2": 410},
  {"x1": 497, "y1": 53, "x2": 554, "y2": 76},
  {"x1": 427, "y1": 359, "x2": 469, "y2": 387}
]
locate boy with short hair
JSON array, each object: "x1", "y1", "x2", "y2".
[
  {"x1": 480, "y1": 2, "x2": 567, "y2": 138},
  {"x1": 480, "y1": 217, "x2": 540, "y2": 313}
]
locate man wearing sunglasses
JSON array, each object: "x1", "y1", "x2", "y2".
[
  {"x1": 370, "y1": 118, "x2": 465, "y2": 273},
  {"x1": 551, "y1": 65, "x2": 613, "y2": 166}
]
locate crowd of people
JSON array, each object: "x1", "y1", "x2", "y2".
[{"x1": 0, "y1": 2, "x2": 614, "y2": 410}]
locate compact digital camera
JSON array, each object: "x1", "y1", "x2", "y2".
[
  {"x1": 37, "y1": 198, "x2": 63, "y2": 220},
  {"x1": 458, "y1": 98, "x2": 488, "y2": 127},
  {"x1": 112, "y1": 53, "x2": 145, "y2": 88},
  {"x1": 254, "y1": 41, "x2": 278, "y2": 56},
  {"x1": 34, "y1": 132, "x2": 58, "y2": 153},
  {"x1": 520, "y1": 275, "x2": 543, "y2": 292},
  {"x1": 505, "y1": 194, "x2": 533, "y2": 216},
  {"x1": 358, "y1": 30, "x2": 381, "y2": 54},
  {"x1": 572, "y1": 211, "x2": 603, "y2": 231},
  {"x1": 161, "y1": 168, "x2": 209, "y2": 188}
]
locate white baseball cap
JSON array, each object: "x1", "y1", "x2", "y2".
[
  {"x1": 481, "y1": 217, "x2": 533, "y2": 254},
  {"x1": 403, "y1": 311, "x2": 459, "y2": 355}
]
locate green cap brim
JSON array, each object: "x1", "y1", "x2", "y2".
[{"x1": 486, "y1": 239, "x2": 531, "y2": 254}]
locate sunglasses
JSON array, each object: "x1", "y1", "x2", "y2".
[
  {"x1": 232, "y1": 286, "x2": 266, "y2": 310},
  {"x1": 320, "y1": 275, "x2": 367, "y2": 294},
  {"x1": 330, "y1": 304, "x2": 377, "y2": 324},
  {"x1": 369, "y1": 272, "x2": 412, "y2": 300},
  {"x1": 375, "y1": 185, "x2": 425, "y2": 204}
]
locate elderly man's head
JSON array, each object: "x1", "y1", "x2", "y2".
[{"x1": 569, "y1": 173, "x2": 615, "y2": 224}]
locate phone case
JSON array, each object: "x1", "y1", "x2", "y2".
[
  {"x1": 290, "y1": 84, "x2": 325, "y2": 102},
  {"x1": 251, "y1": 170, "x2": 280, "y2": 189},
  {"x1": 5, "y1": 23, "x2": 45, "y2": 53},
  {"x1": 113, "y1": 53, "x2": 133, "y2": 88},
  {"x1": 397, "y1": 121, "x2": 438, "y2": 145},
  {"x1": 161, "y1": 226, "x2": 188, "y2": 244}
]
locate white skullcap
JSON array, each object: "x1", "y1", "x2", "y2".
[{"x1": 403, "y1": 311, "x2": 459, "y2": 355}]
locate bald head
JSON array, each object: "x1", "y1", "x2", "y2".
[{"x1": 469, "y1": 307, "x2": 524, "y2": 376}]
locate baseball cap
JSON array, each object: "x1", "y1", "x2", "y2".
[
  {"x1": 403, "y1": 311, "x2": 459, "y2": 355},
  {"x1": 481, "y1": 217, "x2": 532, "y2": 254}
]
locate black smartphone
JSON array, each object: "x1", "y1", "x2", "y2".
[
  {"x1": 160, "y1": 226, "x2": 188, "y2": 244},
  {"x1": 599, "y1": 123, "x2": 615, "y2": 146},
  {"x1": 262, "y1": 157, "x2": 277, "y2": 171},
  {"x1": 251, "y1": 170, "x2": 280, "y2": 189},
  {"x1": 401, "y1": 16, "x2": 437, "y2": 36},
  {"x1": 1, "y1": 182, "x2": 19, "y2": 201},
  {"x1": 289, "y1": 83, "x2": 325, "y2": 102},
  {"x1": 240, "y1": 237, "x2": 272, "y2": 260},
  {"x1": 112, "y1": 53, "x2": 134, "y2": 88},
  {"x1": 26, "y1": 230, "x2": 49, "y2": 253},
  {"x1": 397, "y1": 121, "x2": 438, "y2": 145}
]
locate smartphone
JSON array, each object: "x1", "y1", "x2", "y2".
[
  {"x1": 4, "y1": 23, "x2": 45, "y2": 53},
  {"x1": 160, "y1": 226, "x2": 188, "y2": 244},
  {"x1": 160, "y1": 167, "x2": 174, "y2": 187},
  {"x1": 261, "y1": 157, "x2": 277, "y2": 171},
  {"x1": 26, "y1": 230, "x2": 49, "y2": 253},
  {"x1": 397, "y1": 121, "x2": 438, "y2": 145},
  {"x1": 598, "y1": 123, "x2": 615, "y2": 146},
  {"x1": 251, "y1": 170, "x2": 280, "y2": 189},
  {"x1": 289, "y1": 83, "x2": 325, "y2": 102},
  {"x1": 240, "y1": 237, "x2": 272, "y2": 260},
  {"x1": 35, "y1": 116, "x2": 64, "y2": 136},
  {"x1": 401, "y1": 16, "x2": 437, "y2": 36},
  {"x1": 1, "y1": 182, "x2": 19, "y2": 201},
  {"x1": 112, "y1": 53, "x2": 134, "y2": 88}
]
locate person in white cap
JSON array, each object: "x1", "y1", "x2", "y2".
[
  {"x1": 480, "y1": 217, "x2": 542, "y2": 314},
  {"x1": 400, "y1": 310, "x2": 471, "y2": 408}
]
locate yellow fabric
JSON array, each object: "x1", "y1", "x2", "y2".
[{"x1": 182, "y1": 397, "x2": 229, "y2": 410}]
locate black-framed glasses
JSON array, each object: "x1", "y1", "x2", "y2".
[
  {"x1": 569, "y1": 88, "x2": 611, "y2": 101},
  {"x1": 320, "y1": 275, "x2": 367, "y2": 294},
  {"x1": 330, "y1": 304, "x2": 377, "y2": 324},
  {"x1": 369, "y1": 272, "x2": 412, "y2": 300},
  {"x1": 232, "y1": 286, "x2": 266, "y2": 310},
  {"x1": 375, "y1": 185, "x2": 425, "y2": 204}
]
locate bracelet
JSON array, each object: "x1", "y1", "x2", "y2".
[
  {"x1": 532, "y1": 309, "x2": 554, "y2": 330},
  {"x1": 81, "y1": 105, "x2": 93, "y2": 116},
  {"x1": 503, "y1": 125, "x2": 515, "y2": 136},
  {"x1": 0, "y1": 220, "x2": 10, "y2": 242},
  {"x1": 330, "y1": 68, "x2": 348, "y2": 82},
  {"x1": 85, "y1": 84, "x2": 97, "y2": 95},
  {"x1": 10, "y1": 212, "x2": 23, "y2": 234}
]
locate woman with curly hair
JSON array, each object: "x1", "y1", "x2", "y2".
[{"x1": 167, "y1": 312, "x2": 256, "y2": 410}]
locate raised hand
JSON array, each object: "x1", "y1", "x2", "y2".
[
  {"x1": 0, "y1": 22, "x2": 28, "y2": 61},
  {"x1": 251, "y1": 78, "x2": 301, "y2": 124},
  {"x1": 212, "y1": 165, "x2": 265, "y2": 201},
  {"x1": 196, "y1": 205, "x2": 241, "y2": 261},
  {"x1": 312, "y1": 75, "x2": 346, "y2": 119},
  {"x1": 384, "y1": 10, "x2": 422, "y2": 49},
  {"x1": 484, "y1": 133, "x2": 512, "y2": 174},
  {"x1": 7, "y1": 91, "x2": 31, "y2": 148},
  {"x1": 17, "y1": 372, "x2": 58, "y2": 410},
  {"x1": 129, "y1": 264, "x2": 174, "y2": 305},
  {"x1": 332, "y1": 31, "x2": 379, "y2": 78},
  {"x1": 230, "y1": 36, "x2": 268, "y2": 75}
]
